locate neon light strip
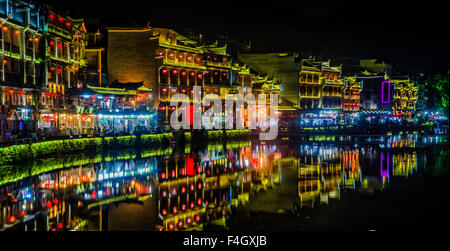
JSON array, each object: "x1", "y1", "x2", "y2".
[{"x1": 381, "y1": 80, "x2": 391, "y2": 104}]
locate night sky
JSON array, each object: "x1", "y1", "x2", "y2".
[{"x1": 38, "y1": 0, "x2": 448, "y2": 74}]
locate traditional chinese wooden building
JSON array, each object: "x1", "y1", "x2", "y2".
[{"x1": 0, "y1": 0, "x2": 45, "y2": 142}]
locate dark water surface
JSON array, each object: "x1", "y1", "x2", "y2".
[{"x1": 0, "y1": 133, "x2": 448, "y2": 231}]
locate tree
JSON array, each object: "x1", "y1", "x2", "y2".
[{"x1": 425, "y1": 73, "x2": 449, "y2": 115}]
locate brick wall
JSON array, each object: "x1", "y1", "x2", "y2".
[{"x1": 107, "y1": 29, "x2": 158, "y2": 94}]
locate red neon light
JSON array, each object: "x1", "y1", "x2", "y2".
[{"x1": 186, "y1": 155, "x2": 194, "y2": 175}]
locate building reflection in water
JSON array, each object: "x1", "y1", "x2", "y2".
[{"x1": 0, "y1": 133, "x2": 442, "y2": 231}]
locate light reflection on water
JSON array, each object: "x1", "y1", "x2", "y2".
[{"x1": 0, "y1": 134, "x2": 448, "y2": 231}]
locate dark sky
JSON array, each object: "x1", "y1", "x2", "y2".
[{"x1": 38, "y1": 0, "x2": 448, "y2": 74}]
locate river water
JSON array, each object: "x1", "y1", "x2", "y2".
[{"x1": 0, "y1": 133, "x2": 448, "y2": 231}]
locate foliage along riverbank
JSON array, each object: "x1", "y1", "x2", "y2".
[
  {"x1": 0, "y1": 133, "x2": 174, "y2": 166},
  {"x1": 0, "y1": 129, "x2": 252, "y2": 167}
]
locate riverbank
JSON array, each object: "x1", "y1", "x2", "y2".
[
  {"x1": 0, "y1": 129, "x2": 253, "y2": 166},
  {"x1": 0, "y1": 133, "x2": 174, "y2": 166}
]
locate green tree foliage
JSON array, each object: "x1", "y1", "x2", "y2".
[{"x1": 425, "y1": 73, "x2": 449, "y2": 114}]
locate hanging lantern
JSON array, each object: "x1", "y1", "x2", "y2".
[
  {"x1": 2, "y1": 26, "x2": 8, "y2": 32},
  {"x1": 46, "y1": 201, "x2": 52, "y2": 208},
  {"x1": 49, "y1": 41, "x2": 55, "y2": 46},
  {"x1": 58, "y1": 17, "x2": 64, "y2": 22},
  {"x1": 14, "y1": 30, "x2": 20, "y2": 35},
  {"x1": 9, "y1": 216, "x2": 16, "y2": 223},
  {"x1": 20, "y1": 210, "x2": 26, "y2": 216}
]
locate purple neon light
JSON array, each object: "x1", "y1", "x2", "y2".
[
  {"x1": 381, "y1": 152, "x2": 389, "y2": 178},
  {"x1": 381, "y1": 80, "x2": 391, "y2": 104}
]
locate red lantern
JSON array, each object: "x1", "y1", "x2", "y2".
[
  {"x1": 162, "y1": 69, "x2": 167, "y2": 74},
  {"x1": 50, "y1": 67, "x2": 56, "y2": 71},
  {"x1": 162, "y1": 190, "x2": 167, "y2": 197},
  {"x1": 53, "y1": 199, "x2": 59, "y2": 205},
  {"x1": 20, "y1": 210, "x2": 26, "y2": 216},
  {"x1": 65, "y1": 22, "x2": 71, "y2": 27},
  {"x1": 49, "y1": 41, "x2": 55, "y2": 46},
  {"x1": 173, "y1": 206, "x2": 177, "y2": 213},
  {"x1": 162, "y1": 209, "x2": 167, "y2": 215},
  {"x1": 49, "y1": 14, "x2": 55, "y2": 19},
  {"x1": 58, "y1": 17, "x2": 64, "y2": 22},
  {"x1": 178, "y1": 221, "x2": 183, "y2": 227},
  {"x1": 46, "y1": 201, "x2": 52, "y2": 208},
  {"x1": 9, "y1": 216, "x2": 16, "y2": 223},
  {"x1": 58, "y1": 223, "x2": 63, "y2": 229}
]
